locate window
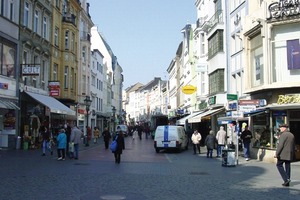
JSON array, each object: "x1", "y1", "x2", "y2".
[
  {"x1": 71, "y1": 32, "x2": 75, "y2": 51},
  {"x1": 40, "y1": 60, "x2": 45, "y2": 89},
  {"x1": 54, "y1": 27, "x2": 59, "y2": 46},
  {"x1": 200, "y1": 32, "x2": 205, "y2": 55},
  {"x1": 0, "y1": 0, "x2": 4, "y2": 15},
  {"x1": 215, "y1": 0, "x2": 222, "y2": 11},
  {"x1": 250, "y1": 34, "x2": 263, "y2": 87},
  {"x1": 65, "y1": 30, "x2": 69, "y2": 50},
  {"x1": 24, "y1": 2, "x2": 30, "y2": 27},
  {"x1": 64, "y1": 66, "x2": 69, "y2": 88},
  {"x1": 53, "y1": 63, "x2": 58, "y2": 80},
  {"x1": 91, "y1": 75, "x2": 95, "y2": 86},
  {"x1": 208, "y1": 30, "x2": 224, "y2": 59},
  {"x1": 34, "y1": 10, "x2": 39, "y2": 33},
  {"x1": 82, "y1": 75, "x2": 86, "y2": 93},
  {"x1": 71, "y1": 67, "x2": 74, "y2": 89},
  {"x1": 0, "y1": 42, "x2": 16, "y2": 78},
  {"x1": 82, "y1": 46, "x2": 86, "y2": 62},
  {"x1": 43, "y1": 16, "x2": 48, "y2": 39},
  {"x1": 9, "y1": 1, "x2": 14, "y2": 21},
  {"x1": 209, "y1": 69, "x2": 224, "y2": 95},
  {"x1": 56, "y1": 0, "x2": 60, "y2": 9}
]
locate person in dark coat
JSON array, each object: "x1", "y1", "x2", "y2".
[
  {"x1": 102, "y1": 127, "x2": 111, "y2": 149},
  {"x1": 241, "y1": 125, "x2": 253, "y2": 161},
  {"x1": 205, "y1": 130, "x2": 217, "y2": 158},
  {"x1": 275, "y1": 124, "x2": 295, "y2": 187},
  {"x1": 112, "y1": 127, "x2": 125, "y2": 164}
]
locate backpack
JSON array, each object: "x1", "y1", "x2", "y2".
[{"x1": 109, "y1": 135, "x2": 118, "y2": 152}]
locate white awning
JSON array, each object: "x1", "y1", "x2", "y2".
[
  {"x1": 25, "y1": 92, "x2": 75, "y2": 116},
  {"x1": 188, "y1": 107, "x2": 224, "y2": 123},
  {"x1": 0, "y1": 98, "x2": 20, "y2": 110},
  {"x1": 176, "y1": 111, "x2": 202, "y2": 125}
]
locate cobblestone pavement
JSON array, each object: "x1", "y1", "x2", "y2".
[{"x1": 0, "y1": 136, "x2": 300, "y2": 200}]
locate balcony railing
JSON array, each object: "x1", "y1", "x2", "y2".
[
  {"x1": 62, "y1": 13, "x2": 76, "y2": 26},
  {"x1": 201, "y1": 10, "x2": 223, "y2": 32}
]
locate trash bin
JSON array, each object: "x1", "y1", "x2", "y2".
[
  {"x1": 16, "y1": 136, "x2": 21, "y2": 150},
  {"x1": 222, "y1": 149, "x2": 236, "y2": 167}
]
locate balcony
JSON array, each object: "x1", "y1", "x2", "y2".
[
  {"x1": 62, "y1": 13, "x2": 76, "y2": 26},
  {"x1": 200, "y1": 10, "x2": 223, "y2": 33}
]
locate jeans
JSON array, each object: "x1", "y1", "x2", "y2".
[
  {"x1": 276, "y1": 159, "x2": 291, "y2": 182},
  {"x1": 243, "y1": 142, "x2": 250, "y2": 158},
  {"x1": 73, "y1": 143, "x2": 79, "y2": 159},
  {"x1": 42, "y1": 140, "x2": 52, "y2": 154},
  {"x1": 217, "y1": 144, "x2": 224, "y2": 157},
  {"x1": 207, "y1": 148, "x2": 213, "y2": 158},
  {"x1": 193, "y1": 143, "x2": 200, "y2": 154}
]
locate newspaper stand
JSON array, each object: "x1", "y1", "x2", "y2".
[{"x1": 222, "y1": 148, "x2": 236, "y2": 167}]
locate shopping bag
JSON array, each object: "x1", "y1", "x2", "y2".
[
  {"x1": 69, "y1": 142, "x2": 74, "y2": 152},
  {"x1": 109, "y1": 136, "x2": 118, "y2": 152}
]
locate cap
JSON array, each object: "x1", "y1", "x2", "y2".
[{"x1": 279, "y1": 124, "x2": 288, "y2": 128}]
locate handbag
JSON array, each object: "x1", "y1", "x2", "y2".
[
  {"x1": 69, "y1": 142, "x2": 74, "y2": 152},
  {"x1": 109, "y1": 135, "x2": 118, "y2": 152}
]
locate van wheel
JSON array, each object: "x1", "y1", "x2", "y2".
[{"x1": 155, "y1": 148, "x2": 159, "y2": 153}]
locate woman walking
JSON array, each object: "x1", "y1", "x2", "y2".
[{"x1": 112, "y1": 127, "x2": 125, "y2": 164}]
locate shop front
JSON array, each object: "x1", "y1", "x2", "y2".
[
  {"x1": 20, "y1": 91, "x2": 75, "y2": 149},
  {"x1": 0, "y1": 98, "x2": 19, "y2": 148}
]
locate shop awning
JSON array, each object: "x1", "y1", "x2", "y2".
[
  {"x1": 217, "y1": 116, "x2": 249, "y2": 124},
  {"x1": 244, "y1": 109, "x2": 267, "y2": 117},
  {"x1": 188, "y1": 107, "x2": 224, "y2": 123},
  {"x1": 25, "y1": 92, "x2": 75, "y2": 116},
  {"x1": 0, "y1": 98, "x2": 20, "y2": 110},
  {"x1": 176, "y1": 111, "x2": 202, "y2": 125}
]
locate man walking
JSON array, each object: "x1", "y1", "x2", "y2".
[
  {"x1": 70, "y1": 125, "x2": 83, "y2": 160},
  {"x1": 241, "y1": 125, "x2": 252, "y2": 161},
  {"x1": 275, "y1": 124, "x2": 295, "y2": 187},
  {"x1": 216, "y1": 126, "x2": 226, "y2": 157}
]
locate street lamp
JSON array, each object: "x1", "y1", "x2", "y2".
[
  {"x1": 84, "y1": 96, "x2": 92, "y2": 147},
  {"x1": 112, "y1": 106, "x2": 116, "y2": 132}
]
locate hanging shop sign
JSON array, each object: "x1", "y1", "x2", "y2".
[
  {"x1": 182, "y1": 85, "x2": 197, "y2": 95},
  {"x1": 267, "y1": 0, "x2": 300, "y2": 20},
  {"x1": 22, "y1": 64, "x2": 40, "y2": 76},
  {"x1": 48, "y1": 81, "x2": 60, "y2": 97}
]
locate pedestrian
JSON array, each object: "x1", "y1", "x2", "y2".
[
  {"x1": 102, "y1": 127, "x2": 111, "y2": 149},
  {"x1": 65, "y1": 123, "x2": 71, "y2": 157},
  {"x1": 56, "y1": 128, "x2": 67, "y2": 161},
  {"x1": 191, "y1": 129, "x2": 201, "y2": 154},
  {"x1": 70, "y1": 125, "x2": 83, "y2": 160},
  {"x1": 85, "y1": 126, "x2": 92, "y2": 146},
  {"x1": 241, "y1": 125, "x2": 253, "y2": 161},
  {"x1": 205, "y1": 130, "x2": 217, "y2": 158},
  {"x1": 274, "y1": 124, "x2": 295, "y2": 187},
  {"x1": 93, "y1": 127, "x2": 100, "y2": 144},
  {"x1": 216, "y1": 126, "x2": 226, "y2": 157},
  {"x1": 40, "y1": 126, "x2": 53, "y2": 156},
  {"x1": 112, "y1": 127, "x2": 125, "y2": 164}
]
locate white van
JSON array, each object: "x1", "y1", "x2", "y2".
[{"x1": 154, "y1": 125, "x2": 188, "y2": 153}]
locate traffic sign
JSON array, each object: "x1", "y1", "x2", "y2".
[{"x1": 227, "y1": 94, "x2": 238, "y2": 100}]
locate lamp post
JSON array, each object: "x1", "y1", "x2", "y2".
[
  {"x1": 112, "y1": 106, "x2": 116, "y2": 132},
  {"x1": 84, "y1": 96, "x2": 92, "y2": 147}
]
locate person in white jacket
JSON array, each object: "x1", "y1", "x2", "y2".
[
  {"x1": 216, "y1": 126, "x2": 227, "y2": 157},
  {"x1": 191, "y1": 130, "x2": 202, "y2": 154}
]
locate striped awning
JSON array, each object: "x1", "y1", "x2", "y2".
[{"x1": 0, "y1": 98, "x2": 20, "y2": 110}]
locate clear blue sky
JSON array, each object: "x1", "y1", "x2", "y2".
[{"x1": 89, "y1": 0, "x2": 197, "y2": 88}]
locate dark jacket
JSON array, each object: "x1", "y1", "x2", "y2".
[
  {"x1": 276, "y1": 130, "x2": 295, "y2": 161},
  {"x1": 113, "y1": 132, "x2": 125, "y2": 154},
  {"x1": 241, "y1": 129, "x2": 252, "y2": 144},
  {"x1": 205, "y1": 134, "x2": 216, "y2": 150},
  {"x1": 102, "y1": 130, "x2": 111, "y2": 141}
]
